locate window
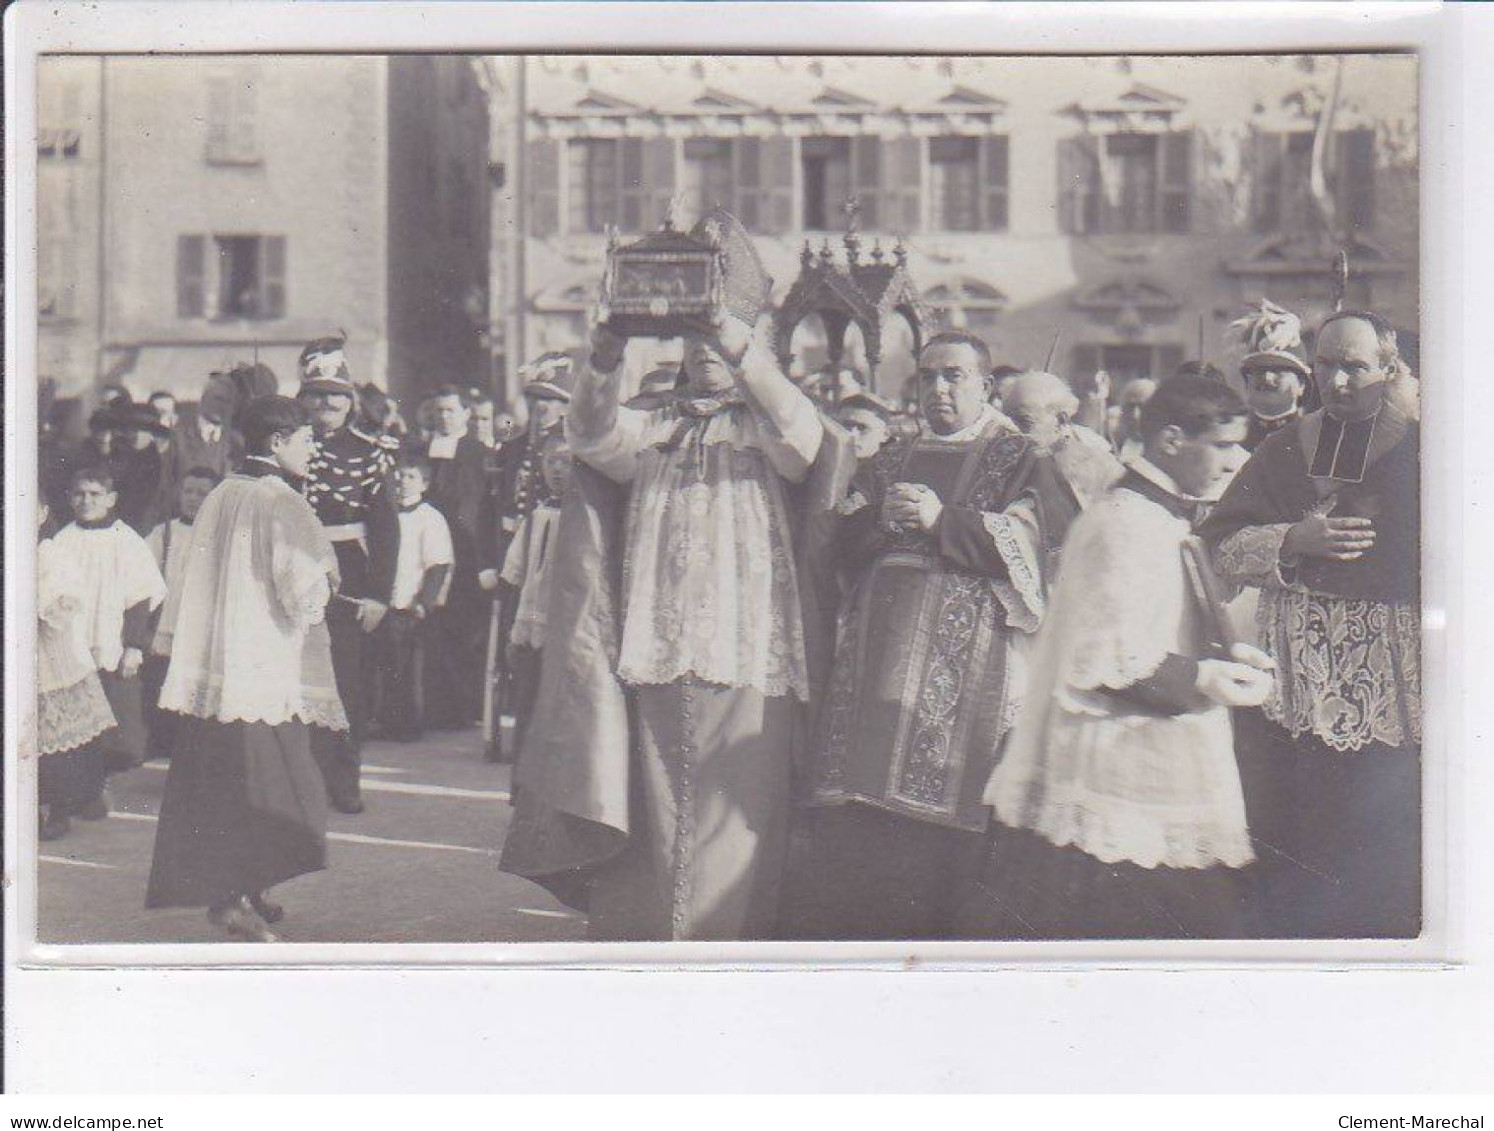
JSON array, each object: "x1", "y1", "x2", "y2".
[
  {"x1": 562, "y1": 138, "x2": 676, "y2": 234},
  {"x1": 930, "y1": 137, "x2": 980, "y2": 231},
  {"x1": 929, "y1": 136, "x2": 1009, "y2": 232},
  {"x1": 1059, "y1": 132, "x2": 1191, "y2": 236},
  {"x1": 205, "y1": 68, "x2": 261, "y2": 165},
  {"x1": 801, "y1": 137, "x2": 853, "y2": 231},
  {"x1": 176, "y1": 234, "x2": 285, "y2": 320},
  {"x1": 567, "y1": 139, "x2": 621, "y2": 233},
  {"x1": 1254, "y1": 128, "x2": 1376, "y2": 234},
  {"x1": 682, "y1": 138, "x2": 735, "y2": 219},
  {"x1": 1069, "y1": 343, "x2": 1185, "y2": 386}
]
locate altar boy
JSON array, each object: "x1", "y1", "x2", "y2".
[
  {"x1": 979, "y1": 375, "x2": 1274, "y2": 939},
  {"x1": 50, "y1": 467, "x2": 167, "y2": 781}
]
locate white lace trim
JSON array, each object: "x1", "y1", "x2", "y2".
[
  {"x1": 37, "y1": 674, "x2": 117, "y2": 756},
  {"x1": 164, "y1": 677, "x2": 349, "y2": 733},
  {"x1": 991, "y1": 707, "x2": 1254, "y2": 870},
  {"x1": 981, "y1": 512, "x2": 1043, "y2": 633},
  {"x1": 616, "y1": 442, "x2": 810, "y2": 701},
  {"x1": 1257, "y1": 587, "x2": 1421, "y2": 752}
]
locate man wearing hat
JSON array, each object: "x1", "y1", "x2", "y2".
[
  {"x1": 106, "y1": 402, "x2": 173, "y2": 534},
  {"x1": 476, "y1": 356, "x2": 574, "y2": 758},
  {"x1": 296, "y1": 335, "x2": 399, "y2": 814},
  {"x1": 1230, "y1": 299, "x2": 1314, "y2": 452}
]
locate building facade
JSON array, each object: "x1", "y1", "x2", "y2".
[
  {"x1": 37, "y1": 55, "x2": 491, "y2": 408},
  {"x1": 486, "y1": 54, "x2": 1418, "y2": 402}
]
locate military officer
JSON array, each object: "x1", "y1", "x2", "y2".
[
  {"x1": 297, "y1": 335, "x2": 399, "y2": 813},
  {"x1": 476, "y1": 355, "x2": 574, "y2": 761}
]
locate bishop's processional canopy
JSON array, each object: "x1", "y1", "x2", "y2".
[{"x1": 774, "y1": 200, "x2": 931, "y2": 397}]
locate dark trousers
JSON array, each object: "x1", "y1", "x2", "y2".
[
  {"x1": 423, "y1": 584, "x2": 484, "y2": 730},
  {"x1": 506, "y1": 644, "x2": 543, "y2": 768},
  {"x1": 778, "y1": 803, "x2": 987, "y2": 940},
  {"x1": 97, "y1": 668, "x2": 147, "y2": 772},
  {"x1": 312, "y1": 598, "x2": 364, "y2": 807},
  {"x1": 1234, "y1": 710, "x2": 1421, "y2": 939},
  {"x1": 371, "y1": 610, "x2": 427, "y2": 742},
  {"x1": 39, "y1": 743, "x2": 108, "y2": 814},
  {"x1": 141, "y1": 653, "x2": 176, "y2": 761}
]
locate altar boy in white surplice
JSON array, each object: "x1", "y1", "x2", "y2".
[{"x1": 978, "y1": 375, "x2": 1275, "y2": 939}]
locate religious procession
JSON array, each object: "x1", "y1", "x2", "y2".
[{"x1": 29, "y1": 53, "x2": 1420, "y2": 947}]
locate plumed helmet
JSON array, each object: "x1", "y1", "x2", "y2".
[
  {"x1": 298, "y1": 332, "x2": 356, "y2": 395},
  {"x1": 1230, "y1": 299, "x2": 1311, "y2": 379}
]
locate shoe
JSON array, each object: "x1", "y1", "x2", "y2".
[
  {"x1": 208, "y1": 897, "x2": 279, "y2": 943},
  {"x1": 331, "y1": 796, "x2": 364, "y2": 815},
  {"x1": 39, "y1": 809, "x2": 70, "y2": 841},
  {"x1": 73, "y1": 793, "x2": 109, "y2": 821},
  {"x1": 249, "y1": 892, "x2": 285, "y2": 925}
]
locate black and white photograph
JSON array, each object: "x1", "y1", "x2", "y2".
[{"x1": 17, "y1": 47, "x2": 1428, "y2": 950}]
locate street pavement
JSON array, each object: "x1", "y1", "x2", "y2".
[{"x1": 35, "y1": 724, "x2": 587, "y2": 945}]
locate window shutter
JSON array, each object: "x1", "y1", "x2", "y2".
[
  {"x1": 647, "y1": 138, "x2": 677, "y2": 231},
  {"x1": 885, "y1": 137, "x2": 922, "y2": 233},
  {"x1": 982, "y1": 135, "x2": 1010, "y2": 231},
  {"x1": 205, "y1": 75, "x2": 232, "y2": 163},
  {"x1": 735, "y1": 137, "x2": 763, "y2": 231},
  {"x1": 1057, "y1": 137, "x2": 1100, "y2": 235},
  {"x1": 1159, "y1": 130, "x2": 1192, "y2": 234},
  {"x1": 177, "y1": 235, "x2": 206, "y2": 318},
  {"x1": 619, "y1": 138, "x2": 647, "y2": 231},
  {"x1": 851, "y1": 136, "x2": 883, "y2": 229},
  {"x1": 230, "y1": 70, "x2": 260, "y2": 162},
  {"x1": 1253, "y1": 130, "x2": 1284, "y2": 233},
  {"x1": 763, "y1": 137, "x2": 796, "y2": 234},
  {"x1": 1337, "y1": 128, "x2": 1376, "y2": 232},
  {"x1": 262, "y1": 236, "x2": 286, "y2": 318},
  {"x1": 528, "y1": 138, "x2": 561, "y2": 237}
]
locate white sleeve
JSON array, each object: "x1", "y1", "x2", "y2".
[
  {"x1": 425, "y1": 510, "x2": 455, "y2": 570},
  {"x1": 565, "y1": 403, "x2": 653, "y2": 483},
  {"x1": 500, "y1": 516, "x2": 529, "y2": 588},
  {"x1": 120, "y1": 527, "x2": 169, "y2": 610}
]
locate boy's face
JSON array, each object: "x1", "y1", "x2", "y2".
[
  {"x1": 71, "y1": 479, "x2": 116, "y2": 523},
  {"x1": 271, "y1": 425, "x2": 318, "y2": 479},
  {"x1": 471, "y1": 402, "x2": 496, "y2": 445},
  {"x1": 540, "y1": 443, "x2": 572, "y2": 498},
  {"x1": 179, "y1": 476, "x2": 215, "y2": 522},
  {"x1": 836, "y1": 406, "x2": 890, "y2": 460},
  {"x1": 1156, "y1": 417, "x2": 1249, "y2": 499},
  {"x1": 395, "y1": 466, "x2": 429, "y2": 507}
]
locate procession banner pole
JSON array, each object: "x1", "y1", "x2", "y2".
[{"x1": 1042, "y1": 327, "x2": 1062, "y2": 372}]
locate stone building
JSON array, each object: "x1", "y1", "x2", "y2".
[
  {"x1": 485, "y1": 54, "x2": 1417, "y2": 402},
  {"x1": 36, "y1": 55, "x2": 491, "y2": 407}
]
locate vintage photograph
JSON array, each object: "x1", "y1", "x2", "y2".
[{"x1": 26, "y1": 50, "x2": 1421, "y2": 948}]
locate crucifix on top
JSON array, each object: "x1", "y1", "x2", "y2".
[{"x1": 842, "y1": 196, "x2": 863, "y2": 264}]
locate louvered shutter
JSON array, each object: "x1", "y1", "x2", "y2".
[
  {"x1": 528, "y1": 138, "x2": 561, "y2": 237},
  {"x1": 262, "y1": 236, "x2": 287, "y2": 318},
  {"x1": 1337, "y1": 129, "x2": 1376, "y2": 232},
  {"x1": 1159, "y1": 130, "x2": 1192, "y2": 234},
  {"x1": 851, "y1": 136, "x2": 882, "y2": 229},
  {"x1": 982, "y1": 135, "x2": 1010, "y2": 231},
  {"x1": 177, "y1": 235, "x2": 206, "y2": 318},
  {"x1": 1253, "y1": 130, "x2": 1284, "y2": 233}
]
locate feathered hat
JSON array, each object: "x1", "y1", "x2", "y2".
[
  {"x1": 299, "y1": 332, "x2": 356, "y2": 395},
  {"x1": 1229, "y1": 299, "x2": 1311, "y2": 379},
  {"x1": 521, "y1": 352, "x2": 575, "y2": 403},
  {"x1": 691, "y1": 206, "x2": 773, "y2": 328}
]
